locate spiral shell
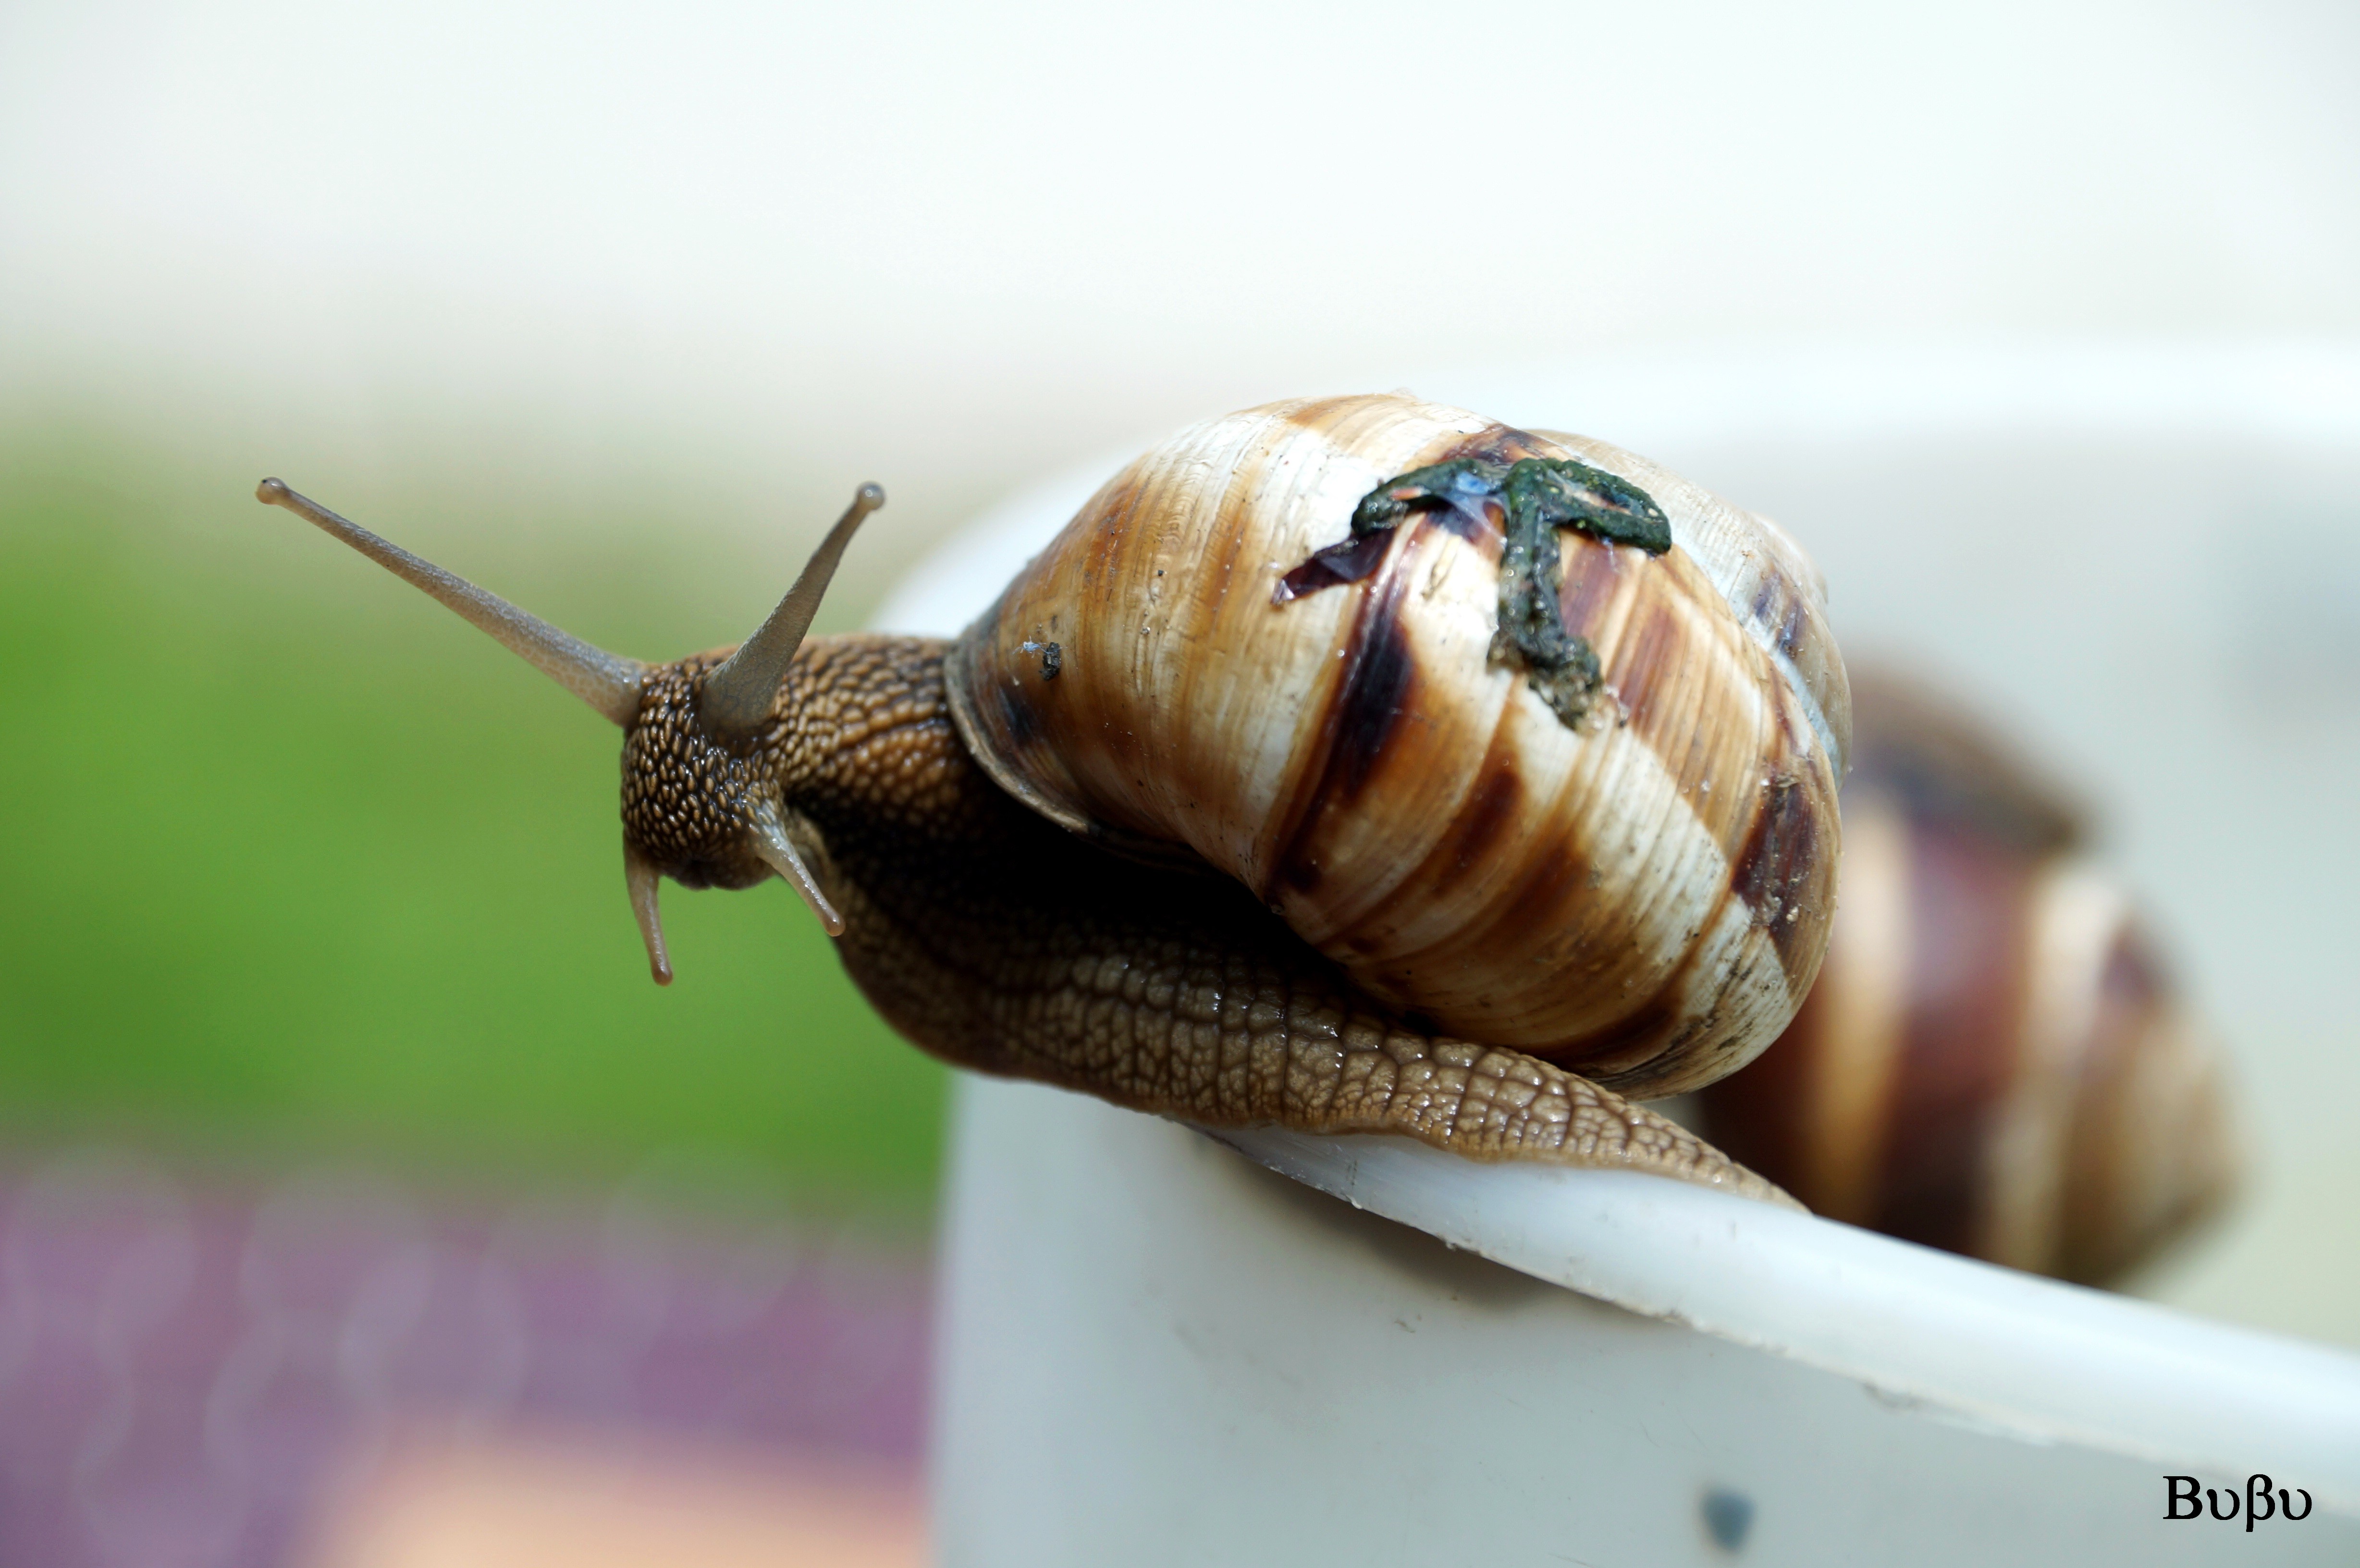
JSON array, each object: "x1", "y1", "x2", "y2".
[
  {"x1": 1694, "y1": 672, "x2": 2240, "y2": 1282},
  {"x1": 946, "y1": 393, "x2": 1850, "y2": 1097}
]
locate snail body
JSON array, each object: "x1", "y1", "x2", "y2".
[
  {"x1": 1694, "y1": 673, "x2": 2240, "y2": 1281},
  {"x1": 257, "y1": 392, "x2": 1850, "y2": 1203}
]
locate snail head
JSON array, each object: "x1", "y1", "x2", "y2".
[{"x1": 255, "y1": 477, "x2": 885, "y2": 985}]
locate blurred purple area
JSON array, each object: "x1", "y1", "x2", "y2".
[{"x1": 0, "y1": 1149, "x2": 931, "y2": 1568}]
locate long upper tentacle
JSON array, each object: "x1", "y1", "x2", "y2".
[{"x1": 257, "y1": 478, "x2": 649, "y2": 724}]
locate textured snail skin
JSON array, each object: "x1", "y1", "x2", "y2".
[
  {"x1": 1693, "y1": 674, "x2": 2241, "y2": 1279},
  {"x1": 952, "y1": 395, "x2": 1849, "y2": 1099},
  {"x1": 621, "y1": 637, "x2": 1793, "y2": 1204}
]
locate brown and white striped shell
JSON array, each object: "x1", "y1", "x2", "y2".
[
  {"x1": 946, "y1": 393, "x2": 1851, "y2": 1098},
  {"x1": 1693, "y1": 672, "x2": 2241, "y2": 1282}
]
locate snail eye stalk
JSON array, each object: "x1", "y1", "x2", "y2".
[
  {"x1": 698, "y1": 483, "x2": 885, "y2": 745},
  {"x1": 254, "y1": 478, "x2": 649, "y2": 725}
]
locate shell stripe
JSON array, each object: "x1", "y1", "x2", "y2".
[
  {"x1": 1262, "y1": 524, "x2": 1423, "y2": 899},
  {"x1": 1875, "y1": 821, "x2": 2039, "y2": 1255}
]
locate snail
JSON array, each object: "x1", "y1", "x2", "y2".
[
  {"x1": 1692, "y1": 671, "x2": 2241, "y2": 1282},
  {"x1": 256, "y1": 392, "x2": 1848, "y2": 1206}
]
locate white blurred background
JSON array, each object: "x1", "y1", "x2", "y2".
[
  {"x1": 4, "y1": 0, "x2": 2358, "y2": 1359},
  {"x1": 5, "y1": 0, "x2": 2356, "y2": 557}
]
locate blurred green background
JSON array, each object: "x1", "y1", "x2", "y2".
[{"x1": 0, "y1": 426, "x2": 947, "y2": 1205}]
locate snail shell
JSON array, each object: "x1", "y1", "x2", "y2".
[
  {"x1": 1693, "y1": 671, "x2": 2241, "y2": 1282},
  {"x1": 948, "y1": 393, "x2": 1851, "y2": 1098}
]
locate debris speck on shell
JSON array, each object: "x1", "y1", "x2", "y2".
[{"x1": 1019, "y1": 639, "x2": 1064, "y2": 680}]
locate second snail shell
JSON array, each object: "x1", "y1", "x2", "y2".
[
  {"x1": 1696, "y1": 673, "x2": 2241, "y2": 1281},
  {"x1": 948, "y1": 393, "x2": 1851, "y2": 1098}
]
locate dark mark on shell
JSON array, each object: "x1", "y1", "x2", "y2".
[
  {"x1": 1328, "y1": 593, "x2": 1417, "y2": 806},
  {"x1": 1437, "y1": 756, "x2": 1523, "y2": 887},
  {"x1": 1730, "y1": 772, "x2": 1824, "y2": 973},
  {"x1": 1550, "y1": 987, "x2": 1682, "y2": 1074},
  {"x1": 1438, "y1": 423, "x2": 1552, "y2": 469},
  {"x1": 1273, "y1": 529, "x2": 1396, "y2": 602},
  {"x1": 995, "y1": 675, "x2": 1041, "y2": 749},
  {"x1": 1266, "y1": 530, "x2": 1425, "y2": 899}
]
